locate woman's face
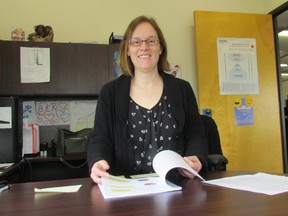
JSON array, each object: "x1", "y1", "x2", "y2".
[{"x1": 128, "y1": 22, "x2": 162, "y2": 74}]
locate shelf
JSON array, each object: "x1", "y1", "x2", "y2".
[{"x1": 23, "y1": 154, "x2": 87, "y2": 163}]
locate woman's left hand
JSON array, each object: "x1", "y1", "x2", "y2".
[{"x1": 178, "y1": 156, "x2": 202, "y2": 178}]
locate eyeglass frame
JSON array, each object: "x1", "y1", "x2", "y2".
[{"x1": 128, "y1": 37, "x2": 160, "y2": 47}]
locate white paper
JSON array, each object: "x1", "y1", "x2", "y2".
[
  {"x1": 34, "y1": 185, "x2": 82, "y2": 193},
  {"x1": 0, "y1": 107, "x2": 12, "y2": 129},
  {"x1": 99, "y1": 150, "x2": 204, "y2": 199},
  {"x1": 217, "y1": 38, "x2": 259, "y2": 95},
  {"x1": 153, "y1": 150, "x2": 205, "y2": 182},
  {"x1": 204, "y1": 172, "x2": 288, "y2": 195},
  {"x1": 99, "y1": 175, "x2": 181, "y2": 199},
  {"x1": 69, "y1": 100, "x2": 97, "y2": 131},
  {"x1": 23, "y1": 101, "x2": 37, "y2": 124},
  {"x1": 22, "y1": 123, "x2": 39, "y2": 155},
  {"x1": 22, "y1": 126, "x2": 33, "y2": 155},
  {"x1": 20, "y1": 47, "x2": 50, "y2": 83}
]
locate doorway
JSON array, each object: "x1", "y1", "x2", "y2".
[
  {"x1": 195, "y1": 11, "x2": 283, "y2": 173},
  {"x1": 270, "y1": 1, "x2": 288, "y2": 173}
]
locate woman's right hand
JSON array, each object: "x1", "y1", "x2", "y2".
[{"x1": 90, "y1": 160, "x2": 110, "y2": 184}]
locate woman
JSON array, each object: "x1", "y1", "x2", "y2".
[{"x1": 88, "y1": 16, "x2": 208, "y2": 184}]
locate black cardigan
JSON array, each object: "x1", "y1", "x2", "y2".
[{"x1": 87, "y1": 71, "x2": 208, "y2": 176}]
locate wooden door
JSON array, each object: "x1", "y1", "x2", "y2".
[{"x1": 194, "y1": 11, "x2": 283, "y2": 173}]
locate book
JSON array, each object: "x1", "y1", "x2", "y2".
[{"x1": 98, "y1": 150, "x2": 204, "y2": 199}]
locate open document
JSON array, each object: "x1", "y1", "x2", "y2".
[
  {"x1": 204, "y1": 172, "x2": 288, "y2": 195},
  {"x1": 98, "y1": 150, "x2": 204, "y2": 199}
]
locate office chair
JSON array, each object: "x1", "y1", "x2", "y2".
[{"x1": 200, "y1": 115, "x2": 228, "y2": 171}]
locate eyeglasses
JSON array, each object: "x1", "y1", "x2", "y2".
[{"x1": 129, "y1": 37, "x2": 159, "y2": 47}]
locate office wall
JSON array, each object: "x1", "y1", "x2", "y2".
[
  {"x1": 195, "y1": 11, "x2": 282, "y2": 173},
  {"x1": 263, "y1": 0, "x2": 288, "y2": 12},
  {"x1": 0, "y1": 0, "x2": 285, "y2": 96}
]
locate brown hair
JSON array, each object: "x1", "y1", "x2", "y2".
[{"x1": 118, "y1": 16, "x2": 170, "y2": 76}]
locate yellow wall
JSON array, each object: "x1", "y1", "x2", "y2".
[
  {"x1": 0, "y1": 0, "x2": 286, "y2": 95},
  {"x1": 195, "y1": 11, "x2": 283, "y2": 173}
]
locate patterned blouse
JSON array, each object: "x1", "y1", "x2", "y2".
[{"x1": 127, "y1": 92, "x2": 178, "y2": 173}]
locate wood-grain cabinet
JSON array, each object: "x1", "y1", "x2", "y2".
[
  {"x1": 0, "y1": 41, "x2": 119, "y2": 182},
  {"x1": 0, "y1": 41, "x2": 119, "y2": 96}
]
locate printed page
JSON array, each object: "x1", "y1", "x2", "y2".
[
  {"x1": 204, "y1": 172, "x2": 288, "y2": 195},
  {"x1": 153, "y1": 150, "x2": 205, "y2": 182},
  {"x1": 20, "y1": 47, "x2": 50, "y2": 83},
  {"x1": 99, "y1": 175, "x2": 181, "y2": 199},
  {"x1": 99, "y1": 150, "x2": 204, "y2": 199}
]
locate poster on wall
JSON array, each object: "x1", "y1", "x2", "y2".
[
  {"x1": 217, "y1": 38, "x2": 259, "y2": 95},
  {"x1": 22, "y1": 100, "x2": 98, "y2": 129},
  {"x1": 35, "y1": 101, "x2": 70, "y2": 126},
  {"x1": 234, "y1": 98, "x2": 254, "y2": 126},
  {"x1": 23, "y1": 101, "x2": 37, "y2": 124},
  {"x1": 69, "y1": 100, "x2": 97, "y2": 131}
]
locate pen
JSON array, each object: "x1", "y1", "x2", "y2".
[{"x1": 0, "y1": 185, "x2": 11, "y2": 193}]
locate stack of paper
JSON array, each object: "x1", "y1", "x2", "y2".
[{"x1": 204, "y1": 172, "x2": 288, "y2": 195}]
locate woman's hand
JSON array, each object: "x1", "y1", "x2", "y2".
[
  {"x1": 178, "y1": 156, "x2": 202, "y2": 178},
  {"x1": 90, "y1": 160, "x2": 110, "y2": 184}
]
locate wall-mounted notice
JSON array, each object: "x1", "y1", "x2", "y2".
[
  {"x1": 20, "y1": 47, "x2": 50, "y2": 83},
  {"x1": 36, "y1": 101, "x2": 70, "y2": 126},
  {"x1": 234, "y1": 98, "x2": 254, "y2": 126},
  {"x1": 69, "y1": 100, "x2": 97, "y2": 131},
  {"x1": 217, "y1": 38, "x2": 259, "y2": 95},
  {"x1": 0, "y1": 107, "x2": 12, "y2": 129},
  {"x1": 23, "y1": 101, "x2": 37, "y2": 124}
]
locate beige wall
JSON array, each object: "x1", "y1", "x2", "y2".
[
  {"x1": 263, "y1": 0, "x2": 287, "y2": 13},
  {"x1": 0, "y1": 0, "x2": 286, "y2": 96}
]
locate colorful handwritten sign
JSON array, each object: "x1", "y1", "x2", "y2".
[{"x1": 36, "y1": 101, "x2": 70, "y2": 125}]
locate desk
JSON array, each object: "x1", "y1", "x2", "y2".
[
  {"x1": 1, "y1": 171, "x2": 288, "y2": 216},
  {"x1": 21, "y1": 155, "x2": 89, "y2": 182}
]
